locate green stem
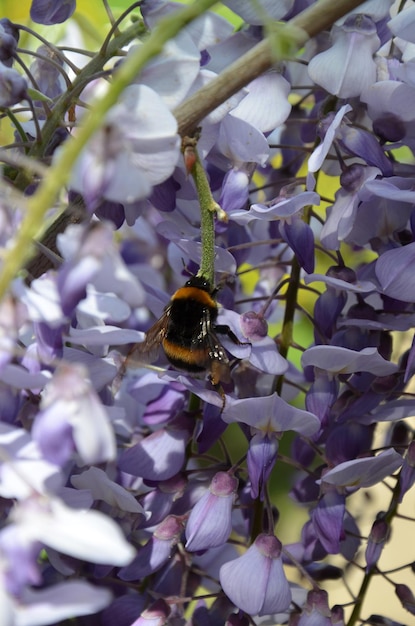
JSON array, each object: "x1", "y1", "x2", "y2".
[
  {"x1": 346, "y1": 476, "x2": 402, "y2": 626},
  {"x1": 0, "y1": 0, "x2": 219, "y2": 299},
  {"x1": 275, "y1": 205, "x2": 313, "y2": 394},
  {"x1": 189, "y1": 147, "x2": 220, "y2": 286}
]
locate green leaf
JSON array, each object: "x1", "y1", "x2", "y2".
[{"x1": 27, "y1": 88, "x2": 53, "y2": 103}]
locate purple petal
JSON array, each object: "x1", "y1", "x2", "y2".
[
  {"x1": 321, "y1": 449, "x2": 403, "y2": 488},
  {"x1": 247, "y1": 433, "x2": 278, "y2": 500},
  {"x1": 308, "y1": 16, "x2": 379, "y2": 98},
  {"x1": 30, "y1": 0, "x2": 76, "y2": 24},
  {"x1": 16, "y1": 496, "x2": 135, "y2": 565},
  {"x1": 220, "y1": 534, "x2": 291, "y2": 616},
  {"x1": 312, "y1": 491, "x2": 345, "y2": 554},
  {"x1": 375, "y1": 242, "x2": 415, "y2": 302},
  {"x1": 222, "y1": 393, "x2": 320, "y2": 436},
  {"x1": 119, "y1": 424, "x2": 191, "y2": 480},
  {"x1": 218, "y1": 115, "x2": 269, "y2": 165},
  {"x1": 302, "y1": 345, "x2": 397, "y2": 376},
  {"x1": 388, "y1": 4, "x2": 415, "y2": 43},
  {"x1": 185, "y1": 472, "x2": 237, "y2": 551}
]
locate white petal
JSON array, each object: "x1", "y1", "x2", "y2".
[
  {"x1": 17, "y1": 498, "x2": 135, "y2": 565},
  {"x1": 0, "y1": 459, "x2": 62, "y2": 499},
  {"x1": 232, "y1": 73, "x2": 291, "y2": 132},
  {"x1": 308, "y1": 31, "x2": 378, "y2": 98},
  {"x1": 71, "y1": 467, "x2": 146, "y2": 514},
  {"x1": 15, "y1": 581, "x2": 111, "y2": 626},
  {"x1": 321, "y1": 449, "x2": 402, "y2": 488},
  {"x1": 140, "y1": 31, "x2": 200, "y2": 109}
]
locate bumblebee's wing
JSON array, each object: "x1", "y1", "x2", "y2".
[{"x1": 125, "y1": 310, "x2": 169, "y2": 369}]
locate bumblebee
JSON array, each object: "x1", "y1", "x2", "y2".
[{"x1": 127, "y1": 275, "x2": 243, "y2": 388}]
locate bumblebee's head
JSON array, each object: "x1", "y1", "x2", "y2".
[{"x1": 185, "y1": 275, "x2": 212, "y2": 293}]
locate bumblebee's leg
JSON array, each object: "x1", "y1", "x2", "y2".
[{"x1": 214, "y1": 324, "x2": 250, "y2": 346}]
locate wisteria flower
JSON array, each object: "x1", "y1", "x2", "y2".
[
  {"x1": 70, "y1": 84, "x2": 180, "y2": 208},
  {"x1": 0, "y1": 62, "x2": 28, "y2": 107},
  {"x1": 320, "y1": 449, "x2": 403, "y2": 489},
  {"x1": 375, "y1": 242, "x2": 415, "y2": 302},
  {"x1": 32, "y1": 362, "x2": 116, "y2": 466},
  {"x1": 119, "y1": 515, "x2": 183, "y2": 581},
  {"x1": 30, "y1": 0, "x2": 76, "y2": 24},
  {"x1": 118, "y1": 414, "x2": 194, "y2": 481},
  {"x1": 220, "y1": 534, "x2": 292, "y2": 616},
  {"x1": 185, "y1": 472, "x2": 238, "y2": 551},
  {"x1": 223, "y1": 393, "x2": 319, "y2": 497},
  {"x1": 301, "y1": 345, "x2": 398, "y2": 377},
  {"x1": 222, "y1": 392, "x2": 321, "y2": 435},
  {"x1": 308, "y1": 15, "x2": 379, "y2": 98},
  {"x1": 0, "y1": 19, "x2": 19, "y2": 67}
]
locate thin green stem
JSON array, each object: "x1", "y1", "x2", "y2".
[
  {"x1": 346, "y1": 474, "x2": 403, "y2": 626},
  {"x1": 188, "y1": 142, "x2": 220, "y2": 286}
]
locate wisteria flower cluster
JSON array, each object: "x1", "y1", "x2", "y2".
[{"x1": 1, "y1": 0, "x2": 415, "y2": 624}]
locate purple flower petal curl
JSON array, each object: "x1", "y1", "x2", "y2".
[
  {"x1": 388, "y1": 5, "x2": 415, "y2": 43},
  {"x1": 14, "y1": 581, "x2": 112, "y2": 624},
  {"x1": 217, "y1": 114, "x2": 269, "y2": 165},
  {"x1": 279, "y1": 217, "x2": 315, "y2": 274},
  {"x1": 119, "y1": 516, "x2": 183, "y2": 581},
  {"x1": 138, "y1": 31, "x2": 200, "y2": 109},
  {"x1": 13, "y1": 494, "x2": 135, "y2": 565},
  {"x1": 321, "y1": 449, "x2": 403, "y2": 488},
  {"x1": 311, "y1": 490, "x2": 345, "y2": 554},
  {"x1": 308, "y1": 104, "x2": 352, "y2": 174},
  {"x1": 70, "y1": 84, "x2": 180, "y2": 207},
  {"x1": 319, "y1": 165, "x2": 380, "y2": 250},
  {"x1": 71, "y1": 467, "x2": 146, "y2": 515}
]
